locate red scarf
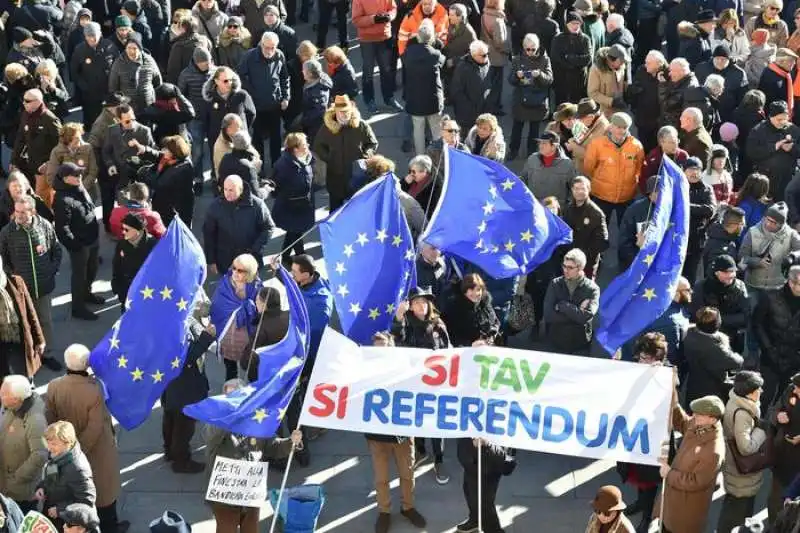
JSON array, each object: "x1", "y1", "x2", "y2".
[
  {"x1": 154, "y1": 99, "x2": 180, "y2": 112},
  {"x1": 768, "y1": 63, "x2": 800, "y2": 117}
]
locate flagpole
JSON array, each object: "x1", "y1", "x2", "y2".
[
  {"x1": 275, "y1": 224, "x2": 322, "y2": 260},
  {"x1": 658, "y1": 367, "x2": 678, "y2": 533},
  {"x1": 269, "y1": 424, "x2": 302, "y2": 533},
  {"x1": 243, "y1": 302, "x2": 269, "y2": 380},
  {"x1": 477, "y1": 439, "x2": 483, "y2": 533}
]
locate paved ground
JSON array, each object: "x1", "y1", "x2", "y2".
[{"x1": 26, "y1": 18, "x2": 776, "y2": 533}]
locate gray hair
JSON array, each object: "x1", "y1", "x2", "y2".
[
  {"x1": 14, "y1": 195, "x2": 35, "y2": 210},
  {"x1": 657, "y1": 125, "x2": 679, "y2": 142},
  {"x1": 409, "y1": 155, "x2": 433, "y2": 174},
  {"x1": 417, "y1": 19, "x2": 435, "y2": 45},
  {"x1": 742, "y1": 89, "x2": 766, "y2": 108},
  {"x1": 646, "y1": 50, "x2": 667, "y2": 67},
  {"x1": 522, "y1": 33, "x2": 540, "y2": 50},
  {"x1": 24, "y1": 88, "x2": 43, "y2": 102},
  {"x1": 682, "y1": 107, "x2": 703, "y2": 127},
  {"x1": 221, "y1": 113, "x2": 243, "y2": 132},
  {"x1": 606, "y1": 13, "x2": 625, "y2": 29},
  {"x1": 1, "y1": 375, "x2": 32, "y2": 400},
  {"x1": 790, "y1": 265, "x2": 800, "y2": 282},
  {"x1": 469, "y1": 40, "x2": 489, "y2": 56},
  {"x1": 64, "y1": 344, "x2": 90, "y2": 371},
  {"x1": 260, "y1": 31, "x2": 279, "y2": 46},
  {"x1": 563, "y1": 248, "x2": 587, "y2": 269},
  {"x1": 303, "y1": 58, "x2": 323, "y2": 80},
  {"x1": 223, "y1": 174, "x2": 244, "y2": 191},
  {"x1": 704, "y1": 73, "x2": 725, "y2": 93},
  {"x1": 449, "y1": 3, "x2": 468, "y2": 20},
  {"x1": 670, "y1": 57, "x2": 690, "y2": 74},
  {"x1": 230, "y1": 130, "x2": 251, "y2": 151}
]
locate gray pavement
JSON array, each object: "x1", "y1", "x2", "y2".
[{"x1": 30, "y1": 19, "x2": 773, "y2": 533}]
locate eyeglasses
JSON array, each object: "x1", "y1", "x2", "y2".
[
  {"x1": 218, "y1": 78, "x2": 232, "y2": 84},
  {"x1": 227, "y1": 24, "x2": 240, "y2": 28},
  {"x1": 444, "y1": 128, "x2": 460, "y2": 133},
  {"x1": 524, "y1": 47, "x2": 536, "y2": 52},
  {"x1": 562, "y1": 263, "x2": 579, "y2": 270}
]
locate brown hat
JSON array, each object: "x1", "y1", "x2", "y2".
[
  {"x1": 576, "y1": 98, "x2": 599, "y2": 118},
  {"x1": 333, "y1": 94, "x2": 352, "y2": 108},
  {"x1": 554, "y1": 102, "x2": 578, "y2": 122},
  {"x1": 592, "y1": 485, "x2": 626, "y2": 514}
]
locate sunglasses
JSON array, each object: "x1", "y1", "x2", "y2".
[
  {"x1": 23, "y1": 99, "x2": 36, "y2": 104},
  {"x1": 524, "y1": 47, "x2": 536, "y2": 51},
  {"x1": 218, "y1": 78, "x2": 232, "y2": 84},
  {"x1": 445, "y1": 128, "x2": 460, "y2": 133},
  {"x1": 227, "y1": 24, "x2": 240, "y2": 28},
  {"x1": 232, "y1": 266, "x2": 247, "y2": 274}
]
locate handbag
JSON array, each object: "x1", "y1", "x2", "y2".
[
  {"x1": 726, "y1": 408, "x2": 774, "y2": 474},
  {"x1": 506, "y1": 293, "x2": 536, "y2": 333},
  {"x1": 520, "y1": 86, "x2": 548, "y2": 108}
]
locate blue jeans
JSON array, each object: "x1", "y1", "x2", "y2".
[
  {"x1": 360, "y1": 39, "x2": 395, "y2": 104},
  {"x1": 187, "y1": 119, "x2": 207, "y2": 182}
]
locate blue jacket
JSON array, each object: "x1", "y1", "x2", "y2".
[
  {"x1": 738, "y1": 197, "x2": 768, "y2": 242},
  {"x1": 300, "y1": 273, "x2": 333, "y2": 364},
  {"x1": 0, "y1": 492, "x2": 24, "y2": 532},
  {"x1": 621, "y1": 301, "x2": 690, "y2": 363},
  {"x1": 271, "y1": 150, "x2": 315, "y2": 234},
  {"x1": 237, "y1": 48, "x2": 291, "y2": 111}
]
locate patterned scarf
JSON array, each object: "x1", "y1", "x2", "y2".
[{"x1": 0, "y1": 266, "x2": 21, "y2": 344}]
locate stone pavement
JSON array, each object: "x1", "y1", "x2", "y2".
[{"x1": 26, "y1": 19, "x2": 774, "y2": 533}]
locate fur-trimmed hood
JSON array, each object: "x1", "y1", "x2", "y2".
[
  {"x1": 219, "y1": 25, "x2": 252, "y2": 48},
  {"x1": 202, "y1": 68, "x2": 242, "y2": 102},
  {"x1": 593, "y1": 46, "x2": 615, "y2": 71},
  {"x1": 322, "y1": 105, "x2": 363, "y2": 134}
]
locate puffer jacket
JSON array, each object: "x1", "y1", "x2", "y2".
[
  {"x1": 587, "y1": 47, "x2": 628, "y2": 117},
  {"x1": 108, "y1": 50, "x2": 163, "y2": 111},
  {"x1": 177, "y1": 61, "x2": 212, "y2": 120},
  {"x1": 582, "y1": 132, "x2": 644, "y2": 205},
  {"x1": 740, "y1": 219, "x2": 800, "y2": 290},
  {"x1": 201, "y1": 71, "x2": 256, "y2": 143},
  {"x1": 40, "y1": 443, "x2": 96, "y2": 513},
  {"x1": 217, "y1": 26, "x2": 252, "y2": 68},
  {"x1": 658, "y1": 72, "x2": 699, "y2": 127},
  {"x1": 691, "y1": 274, "x2": 750, "y2": 342},
  {"x1": 192, "y1": 0, "x2": 228, "y2": 43},
  {"x1": 391, "y1": 312, "x2": 451, "y2": 349},
  {"x1": 754, "y1": 284, "x2": 800, "y2": 376},
  {"x1": 722, "y1": 390, "x2": 767, "y2": 497},
  {"x1": 0, "y1": 217, "x2": 61, "y2": 299},
  {"x1": 442, "y1": 290, "x2": 501, "y2": 347},
  {"x1": 166, "y1": 32, "x2": 212, "y2": 84}
]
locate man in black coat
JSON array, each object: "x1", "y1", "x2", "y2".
[
  {"x1": 683, "y1": 156, "x2": 716, "y2": 285},
  {"x1": 691, "y1": 254, "x2": 750, "y2": 354},
  {"x1": 703, "y1": 206, "x2": 746, "y2": 270},
  {"x1": 202, "y1": 175, "x2": 275, "y2": 274},
  {"x1": 52, "y1": 163, "x2": 103, "y2": 321},
  {"x1": 403, "y1": 23, "x2": 445, "y2": 155},
  {"x1": 11, "y1": 89, "x2": 61, "y2": 187},
  {"x1": 757, "y1": 47, "x2": 798, "y2": 114},
  {"x1": 658, "y1": 58, "x2": 699, "y2": 128},
  {"x1": 746, "y1": 100, "x2": 800, "y2": 201},
  {"x1": 450, "y1": 40, "x2": 492, "y2": 132},
  {"x1": 677, "y1": 9, "x2": 715, "y2": 68},
  {"x1": 110, "y1": 212, "x2": 156, "y2": 310},
  {"x1": 550, "y1": 11, "x2": 592, "y2": 106},
  {"x1": 695, "y1": 44, "x2": 749, "y2": 124},
  {"x1": 69, "y1": 22, "x2": 119, "y2": 130}
]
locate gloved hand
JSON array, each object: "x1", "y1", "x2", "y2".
[{"x1": 612, "y1": 96, "x2": 626, "y2": 109}]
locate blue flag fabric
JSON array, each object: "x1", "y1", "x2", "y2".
[
  {"x1": 596, "y1": 155, "x2": 690, "y2": 355},
  {"x1": 319, "y1": 174, "x2": 417, "y2": 345},
  {"x1": 89, "y1": 219, "x2": 206, "y2": 430},
  {"x1": 183, "y1": 265, "x2": 310, "y2": 438},
  {"x1": 420, "y1": 147, "x2": 573, "y2": 279}
]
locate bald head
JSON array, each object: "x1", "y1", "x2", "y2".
[{"x1": 223, "y1": 175, "x2": 244, "y2": 202}]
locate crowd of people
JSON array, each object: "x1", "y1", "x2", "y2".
[{"x1": 3, "y1": 0, "x2": 800, "y2": 529}]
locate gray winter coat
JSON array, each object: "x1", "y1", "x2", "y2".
[
  {"x1": 192, "y1": 1, "x2": 228, "y2": 43},
  {"x1": 108, "y1": 51, "x2": 162, "y2": 111},
  {"x1": 521, "y1": 147, "x2": 577, "y2": 206},
  {"x1": 722, "y1": 391, "x2": 767, "y2": 497},
  {"x1": 0, "y1": 216, "x2": 62, "y2": 299},
  {"x1": 101, "y1": 122, "x2": 156, "y2": 186},
  {"x1": 740, "y1": 220, "x2": 800, "y2": 290}
]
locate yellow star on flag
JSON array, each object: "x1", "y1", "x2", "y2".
[
  {"x1": 520, "y1": 230, "x2": 533, "y2": 243},
  {"x1": 160, "y1": 286, "x2": 173, "y2": 300},
  {"x1": 642, "y1": 288, "x2": 657, "y2": 302},
  {"x1": 117, "y1": 355, "x2": 128, "y2": 368},
  {"x1": 643, "y1": 253, "x2": 655, "y2": 266},
  {"x1": 151, "y1": 369, "x2": 164, "y2": 383},
  {"x1": 140, "y1": 286, "x2": 154, "y2": 300},
  {"x1": 504, "y1": 240, "x2": 515, "y2": 252},
  {"x1": 253, "y1": 408, "x2": 268, "y2": 423},
  {"x1": 278, "y1": 407, "x2": 287, "y2": 420},
  {"x1": 171, "y1": 357, "x2": 181, "y2": 369},
  {"x1": 385, "y1": 303, "x2": 396, "y2": 315},
  {"x1": 130, "y1": 367, "x2": 144, "y2": 381},
  {"x1": 368, "y1": 308, "x2": 380, "y2": 320},
  {"x1": 392, "y1": 235, "x2": 403, "y2": 247},
  {"x1": 110, "y1": 337, "x2": 120, "y2": 350},
  {"x1": 176, "y1": 298, "x2": 189, "y2": 311}
]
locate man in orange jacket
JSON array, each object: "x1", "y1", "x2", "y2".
[{"x1": 397, "y1": 0, "x2": 448, "y2": 56}]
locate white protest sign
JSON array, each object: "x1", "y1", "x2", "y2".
[
  {"x1": 205, "y1": 457, "x2": 268, "y2": 507},
  {"x1": 300, "y1": 328, "x2": 674, "y2": 465}
]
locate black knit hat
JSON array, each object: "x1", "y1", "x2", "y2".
[
  {"x1": 565, "y1": 10, "x2": 583, "y2": 24},
  {"x1": 102, "y1": 92, "x2": 130, "y2": 107},
  {"x1": 12, "y1": 26, "x2": 34, "y2": 45},
  {"x1": 122, "y1": 212, "x2": 145, "y2": 231},
  {"x1": 733, "y1": 370, "x2": 764, "y2": 397},
  {"x1": 712, "y1": 254, "x2": 737, "y2": 272}
]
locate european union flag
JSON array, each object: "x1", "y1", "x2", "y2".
[
  {"x1": 596, "y1": 155, "x2": 690, "y2": 355},
  {"x1": 420, "y1": 147, "x2": 573, "y2": 279},
  {"x1": 89, "y1": 219, "x2": 206, "y2": 430},
  {"x1": 319, "y1": 174, "x2": 417, "y2": 345},
  {"x1": 183, "y1": 265, "x2": 310, "y2": 438}
]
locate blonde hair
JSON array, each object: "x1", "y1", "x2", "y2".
[
  {"x1": 44, "y1": 421, "x2": 78, "y2": 447},
  {"x1": 35, "y1": 59, "x2": 58, "y2": 79},
  {"x1": 718, "y1": 8, "x2": 740, "y2": 29},
  {"x1": 284, "y1": 132, "x2": 308, "y2": 151},
  {"x1": 475, "y1": 113, "x2": 499, "y2": 132},
  {"x1": 60, "y1": 122, "x2": 84, "y2": 145},
  {"x1": 297, "y1": 40, "x2": 318, "y2": 61},
  {"x1": 232, "y1": 253, "x2": 259, "y2": 282},
  {"x1": 4, "y1": 63, "x2": 28, "y2": 84}
]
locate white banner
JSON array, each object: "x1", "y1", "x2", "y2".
[
  {"x1": 205, "y1": 457, "x2": 268, "y2": 507},
  {"x1": 300, "y1": 328, "x2": 674, "y2": 465}
]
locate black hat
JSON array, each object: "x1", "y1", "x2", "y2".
[
  {"x1": 407, "y1": 286, "x2": 435, "y2": 302},
  {"x1": 536, "y1": 131, "x2": 560, "y2": 144},
  {"x1": 156, "y1": 83, "x2": 178, "y2": 100},
  {"x1": 712, "y1": 43, "x2": 731, "y2": 58},
  {"x1": 695, "y1": 8, "x2": 718, "y2": 22},
  {"x1": 126, "y1": 33, "x2": 143, "y2": 50},
  {"x1": 60, "y1": 504, "x2": 100, "y2": 531},
  {"x1": 58, "y1": 162, "x2": 85, "y2": 179},
  {"x1": 102, "y1": 92, "x2": 130, "y2": 107},
  {"x1": 769, "y1": 100, "x2": 789, "y2": 117},
  {"x1": 122, "y1": 0, "x2": 140, "y2": 16},
  {"x1": 733, "y1": 370, "x2": 764, "y2": 397},
  {"x1": 684, "y1": 156, "x2": 703, "y2": 170},
  {"x1": 122, "y1": 212, "x2": 145, "y2": 231},
  {"x1": 607, "y1": 44, "x2": 630, "y2": 62},
  {"x1": 644, "y1": 175, "x2": 659, "y2": 194},
  {"x1": 565, "y1": 10, "x2": 583, "y2": 24},
  {"x1": 150, "y1": 511, "x2": 192, "y2": 533},
  {"x1": 712, "y1": 254, "x2": 737, "y2": 272},
  {"x1": 12, "y1": 26, "x2": 34, "y2": 45}
]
